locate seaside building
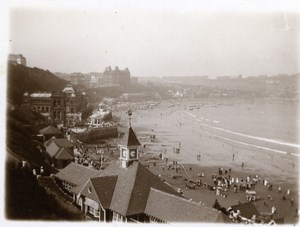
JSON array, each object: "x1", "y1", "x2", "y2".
[
  {"x1": 22, "y1": 84, "x2": 88, "y2": 126},
  {"x1": 87, "y1": 104, "x2": 112, "y2": 127},
  {"x1": 39, "y1": 125, "x2": 64, "y2": 141},
  {"x1": 8, "y1": 54, "x2": 27, "y2": 66},
  {"x1": 54, "y1": 122, "x2": 227, "y2": 223},
  {"x1": 44, "y1": 137, "x2": 75, "y2": 169}
]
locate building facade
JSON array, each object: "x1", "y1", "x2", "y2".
[
  {"x1": 100, "y1": 66, "x2": 131, "y2": 87},
  {"x1": 23, "y1": 84, "x2": 88, "y2": 126},
  {"x1": 8, "y1": 54, "x2": 27, "y2": 66}
]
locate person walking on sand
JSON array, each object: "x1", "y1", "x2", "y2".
[
  {"x1": 242, "y1": 162, "x2": 244, "y2": 169},
  {"x1": 291, "y1": 197, "x2": 294, "y2": 206},
  {"x1": 232, "y1": 153, "x2": 235, "y2": 162}
]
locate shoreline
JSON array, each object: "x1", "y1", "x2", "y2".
[{"x1": 114, "y1": 99, "x2": 299, "y2": 183}]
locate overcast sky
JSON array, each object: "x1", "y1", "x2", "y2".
[{"x1": 8, "y1": 0, "x2": 300, "y2": 77}]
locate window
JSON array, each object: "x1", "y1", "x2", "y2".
[
  {"x1": 88, "y1": 206, "x2": 100, "y2": 218},
  {"x1": 62, "y1": 181, "x2": 73, "y2": 191},
  {"x1": 88, "y1": 186, "x2": 92, "y2": 193},
  {"x1": 112, "y1": 212, "x2": 123, "y2": 222}
]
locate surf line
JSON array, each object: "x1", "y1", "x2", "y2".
[
  {"x1": 200, "y1": 128, "x2": 288, "y2": 155},
  {"x1": 185, "y1": 111, "x2": 300, "y2": 149}
]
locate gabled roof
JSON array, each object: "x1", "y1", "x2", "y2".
[
  {"x1": 119, "y1": 127, "x2": 141, "y2": 146},
  {"x1": 73, "y1": 162, "x2": 181, "y2": 217},
  {"x1": 46, "y1": 142, "x2": 61, "y2": 157},
  {"x1": 40, "y1": 126, "x2": 63, "y2": 135},
  {"x1": 55, "y1": 163, "x2": 100, "y2": 186},
  {"x1": 144, "y1": 188, "x2": 228, "y2": 223},
  {"x1": 54, "y1": 147, "x2": 74, "y2": 160},
  {"x1": 73, "y1": 176, "x2": 118, "y2": 209},
  {"x1": 230, "y1": 202, "x2": 260, "y2": 219},
  {"x1": 44, "y1": 138, "x2": 74, "y2": 148}
]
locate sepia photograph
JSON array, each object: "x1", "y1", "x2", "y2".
[{"x1": 2, "y1": 0, "x2": 300, "y2": 225}]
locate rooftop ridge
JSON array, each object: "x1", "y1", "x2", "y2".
[
  {"x1": 89, "y1": 178, "x2": 102, "y2": 204},
  {"x1": 148, "y1": 187, "x2": 208, "y2": 208},
  {"x1": 69, "y1": 162, "x2": 100, "y2": 173},
  {"x1": 122, "y1": 162, "x2": 140, "y2": 216}
]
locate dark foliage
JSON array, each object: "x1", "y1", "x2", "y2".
[
  {"x1": 7, "y1": 63, "x2": 68, "y2": 105},
  {"x1": 5, "y1": 161, "x2": 83, "y2": 220},
  {"x1": 6, "y1": 108, "x2": 57, "y2": 175}
]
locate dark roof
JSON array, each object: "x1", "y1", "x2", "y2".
[
  {"x1": 44, "y1": 138, "x2": 74, "y2": 148},
  {"x1": 73, "y1": 176, "x2": 118, "y2": 209},
  {"x1": 40, "y1": 125, "x2": 63, "y2": 135},
  {"x1": 53, "y1": 138, "x2": 74, "y2": 148},
  {"x1": 144, "y1": 188, "x2": 227, "y2": 223},
  {"x1": 54, "y1": 147, "x2": 74, "y2": 160},
  {"x1": 230, "y1": 202, "x2": 260, "y2": 219},
  {"x1": 55, "y1": 162, "x2": 100, "y2": 186},
  {"x1": 73, "y1": 162, "x2": 181, "y2": 216},
  {"x1": 119, "y1": 127, "x2": 141, "y2": 146}
]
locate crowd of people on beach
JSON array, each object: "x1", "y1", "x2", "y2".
[{"x1": 73, "y1": 144, "x2": 115, "y2": 169}]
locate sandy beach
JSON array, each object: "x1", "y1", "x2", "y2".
[
  {"x1": 115, "y1": 100, "x2": 298, "y2": 178},
  {"x1": 113, "y1": 99, "x2": 299, "y2": 222}
]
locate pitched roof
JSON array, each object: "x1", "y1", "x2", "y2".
[
  {"x1": 53, "y1": 138, "x2": 74, "y2": 148},
  {"x1": 73, "y1": 162, "x2": 181, "y2": 216},
  {"x1": 144, "y1": 188, "x2": 228, "y2": 223},
  {"x1": 119, "y1": 127, "x2": 141, "y2": 146},
  {"x1": 55, "y1": 162, "x2": 100, "y2": 186},
  {"x1": 230, "y1": 202, "x2": 260, "y2": 219},
  {"x1": 44, "y1": 138, "x2": 74, "y2": 148},
  {"x1": 54, "y1": 147, "x2": 74, "y2": 160},
  {"x1": 40, "y1": 126, "x2": 63, "y2": 135},
  {"x1": 72, "y1": 176, "x2": 118, "y2": 209}
]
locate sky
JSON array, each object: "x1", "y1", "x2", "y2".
[{"x1": 6, "y1": 0, "x2": 300, "y2": 77}]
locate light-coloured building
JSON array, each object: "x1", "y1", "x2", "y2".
[{"x1": 8, "y1": 54, "x2": 27, "y2": 66}]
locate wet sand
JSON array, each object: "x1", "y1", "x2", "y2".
[
  {"x1": 115, "y1": 100, "x2": 298, "y2": 181},
  {"x1": 114, "y1": 99, "x2": 299, "y2": 222}
]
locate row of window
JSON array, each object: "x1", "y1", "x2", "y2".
[
  {"x1": 32, "y1": 106, "x2": 76, "y2": 113},
  {"x1": 32, "y1": 106, "x2": 50, "y2": 112},
  {"x1": 53, "y1": 111, "x2": 65, "y2": 120},
  {"x1": 62, "y1": 180, "x2": 74, "y2": 192},
  {"x1": 53, "y1": 99, "x2": 76, "y2": 106}
]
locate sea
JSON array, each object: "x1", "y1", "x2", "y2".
[{"x1": 184, "y1": 99, "x2": 299, "y2": 155}]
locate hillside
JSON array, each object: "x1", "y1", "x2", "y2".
[
  {"x1": 7, "y1": 63, "x2": 68, "y2": 105},
  {"x1": 6, "y1": 107, "x2": 72, "y2": 219},
  {"x1": 6, "y1": 107, "x2": 56, "y2": 172}
]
